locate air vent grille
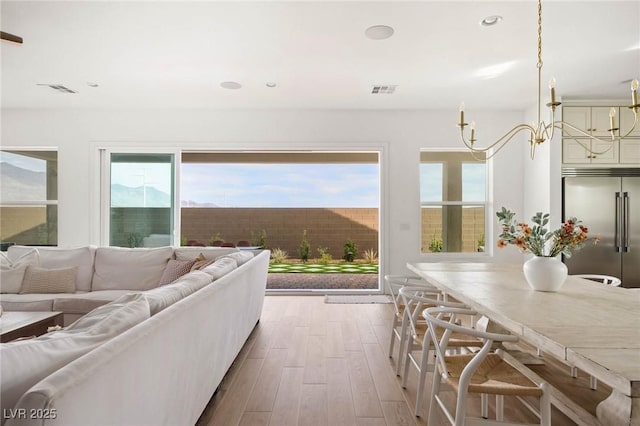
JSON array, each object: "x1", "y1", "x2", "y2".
[
  {"x1": 371, "y1": 85, "x2": 397, "y2": 94},
  {"x1": 37, "y1": 84, "x2": 77, "y2": 94}
]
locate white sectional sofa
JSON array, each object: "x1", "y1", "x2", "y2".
[{"x1": 0, "y1": 245, "x2": 270, "y2": 426}]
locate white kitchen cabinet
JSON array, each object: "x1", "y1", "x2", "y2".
[
  {"x1": 563, "y1": 106, "x2": 619, "y2": 138},
  {"x1": 620, "y1": 106, "x2": 640, "y2": 137},
  {"x1": 620, "y1": 140, "x2": 640, "y2": 165},
  {"x1": 562, "y1": 138, "x2": 617, "y2": 164},
  {"x1": 562, "y1": 105, "x2": 640, "y2": 165}
]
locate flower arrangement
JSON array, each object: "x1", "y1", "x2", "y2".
[{"x1": 496, "y1": 207, "x2": 597, "y2": 258}]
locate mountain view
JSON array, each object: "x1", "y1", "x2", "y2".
[
  {"x1": 1, "y1": 162, "x2": 47, "y2": 201},
  {"x1": 110, "y1": 184, "x2": 171, "y2": 207}
]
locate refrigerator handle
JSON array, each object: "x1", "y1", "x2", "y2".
[
  {"x1": 616, "y1": 192, "x2": 622, "y2": 252},
  {"x1": 623, "y1": 192, "x2": 630, "y2": 253}
]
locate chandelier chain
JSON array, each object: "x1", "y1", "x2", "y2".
[{"x1": 537, "y1": 0, "x2": 543, "y2": 69}]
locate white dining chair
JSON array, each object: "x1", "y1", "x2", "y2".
[
  {"x1": 424, "y1": 306, "x2": 551, "y2": 426},
  {"x1": 573, "y1": 274, "x2": 622, "y2": 287},
  {"x1": 399, "y1": 286, "x2": 482, "y2": 417},
  {"x1": 384, "y1": 275, "x2": 440, "y2": 375}
]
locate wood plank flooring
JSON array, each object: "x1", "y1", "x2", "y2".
[{"x1": 196, "y1": 295, "x2": 591, "y2": 426}]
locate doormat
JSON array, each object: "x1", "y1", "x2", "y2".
[{"x1": 324, "y1": 295, "x2": 392, "y2": 304}]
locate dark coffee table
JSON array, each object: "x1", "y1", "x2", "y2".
[{"x1": 0, "y1": 311, "x2": 63, "y2": 343}]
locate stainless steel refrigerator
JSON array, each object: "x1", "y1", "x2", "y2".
[{"x1": 562, "y1": 168, "x2": 640, "y2": 288}]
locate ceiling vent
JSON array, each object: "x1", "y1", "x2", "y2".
[
  {"x1": 37, "y1": 84, "x2": 77, "y2": 94},
  {"x1": 371, "y1": 85, "x2": 397, "y2": 94}
]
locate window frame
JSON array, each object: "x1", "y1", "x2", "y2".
[
  {"x1": 419, "y1": 150, "x2": 489, "y2": 256},
  {"x1": 0, "y1": 148, "x2": 59, "y2": 246}
]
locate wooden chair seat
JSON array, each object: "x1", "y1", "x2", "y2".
[{"x1": 443, "y1": 353, "x2": 543, "y2": 397}]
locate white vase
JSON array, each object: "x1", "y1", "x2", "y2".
[{"x1": 522, "y1": 256, "x2": 568, "y2": 292}]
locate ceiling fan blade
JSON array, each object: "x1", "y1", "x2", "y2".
[{"x1": 1, "y1": 31, "x2": 23, "y2": 44}]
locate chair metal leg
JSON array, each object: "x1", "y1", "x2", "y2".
[
  {"x1": 590, "y1": 375, "x2": 598, "y2": 390},
  {"x1": 396, "y1": 317, "x2": 408, "y2": 376},
  {"x1": 571, "y1": 366, "x2": 578, "y2": 378},
  {"x1": 496, "y1": 395, "x2": 504, "y2": 421},
  {"x1": 481, "y1": 394, "x2": 489, "y2": 419},
  {"x1": 427, "y1": 368, "x2": 442, "y2": 426},
  {"x1": 388, "y1": 316, "x2": 398, "y2": 358}
]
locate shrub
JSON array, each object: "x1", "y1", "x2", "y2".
[
  {"x1": 317, "y1": 247, "x2": 332, "y2": 264},
  {"x1": 270, "y1": 248, "x2": 288, "y2": 263},
  {"x1": 208, "y1": 232, "x2": 224, "y2": 246},
  {"x1": 251, "y1": 229, "x2": 267, "y2": 248},
  {"x1": 429, "y1": 234, "x2": 443, "y2": 253},
  {"x1": 299, "y1": 230, "x2": 311, "y2": 262},
  {"x1": 362, "y1": 248, "x2": 378, "y2": 263},
  {"x1": 343, "y1": 239, "x2": 358, "y2": 262}
]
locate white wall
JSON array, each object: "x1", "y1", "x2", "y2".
[
  {"x1": 1, "y1": 108, "x2": 525, "y2": 276},
  {"x1": 522, "y1": 103, "x2": 562, "y2": 229}
]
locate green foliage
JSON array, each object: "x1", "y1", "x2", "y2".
[
  {"x1": 180, "y1": 235, "x2": 187, "y2": 246},
  {"x1": 362, "y1": 248, "x2": 378, "y2": 263},
  {"x1": 299, "y1": 230, "x2": 311, "y2": 262},
  {"x1": 251, "y1": 229, "x2": 267, "y2": 248},
  {"x1": 477, "y1": 233, "x2": 485, "y2": 252},
  {"x1": 428, "y1": 234, "x2": 443, "y2": 253},
  {"x1": 317, "y1": 247, "x2": 332, "y2": 264},
  {"x1": 208, "y1": 232, "x2": 224, "y2": 246},
  {"x1": 270, "y1": 248, "x2": 288, "y2": 263},
  {"x1": 128, "y1": 232, "x2": 144, "y2": 248},
  {"x1": 343, "y1": 238, "x2": 358, "y2": 262}
]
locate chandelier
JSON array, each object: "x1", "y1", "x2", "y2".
[{"x1": 458, "y1": 0, "x2": 639, "y2": 159}]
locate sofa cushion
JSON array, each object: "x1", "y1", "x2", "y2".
[
  {"x1": 220, "y1": 250, "x2": 255, "y2": 266},
  {"x1": 20, "y1": 266, "x2": 77, "y2": 294},
  {"x1": 92, "y1": 246, "x2": 174, "y2": 291},
  {"x1": 174, "y1": 246, "x2": 239, "y2": 261},
  {"x1": 52, "y1": 290, "x2": 134, "y2": 315},
  {"x1": 7, "y1": 246, "x2": 95, "y2": 292},
  {"x1": 158, "y1": 259, "x2": 196, "y2": 286},
  {"x1": 0, "y1": 293, "x2": 55, "y2": 312},
  {"x1": 0, "y1": 249, "x2": 39, "y2": 294},
  {"x1": 0, "y1": 293, "x2": 150, "y2": 415},
  {"x1": 143, "y1": 271, "x2": 212, "y2": 315},
  {"x1": 201, "y1": 257, "x2": 238, "y2": 281}
]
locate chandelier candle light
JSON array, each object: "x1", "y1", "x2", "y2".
[{"x1": 458, "y1": 0, "x2": 639, "y2": 159}]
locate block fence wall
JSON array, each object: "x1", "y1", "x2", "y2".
[
  {"x1": 181, "y1": 207, "x2": 379, "y2": 260},
  {"x1": 2, "y1": 206, "x2": 484, "y2": 255}
]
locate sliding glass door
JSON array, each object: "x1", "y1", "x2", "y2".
[{"x1": 105, "y1": 152, "x2": 176, "y2": 247}]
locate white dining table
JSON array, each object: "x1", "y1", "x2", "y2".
[{"x1": 406, "y1": 262, "x2": 640, "y2": 426}]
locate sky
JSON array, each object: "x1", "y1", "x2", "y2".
[
  {"x1": 181, "y1": 163, "x2": 380, "y2": 207},
  {"x1": 3, "y1": 151, "x2": 486, "y2": 207}
]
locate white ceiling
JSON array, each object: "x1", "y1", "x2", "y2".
[{"x1": 1, "y1": 1, "x2": 639, "y2": 111}]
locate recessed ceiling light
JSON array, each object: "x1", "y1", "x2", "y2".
[
  {"x1": 481, "y1": 15, "x2": 503, "y2": 27},
  {"x1": 365, "y1": 25, "x2": 394, "y2": 40},
  {"x1": 220, "y1": 81, "x2": 242, "y2": 90},
  {"x1": 87, "y1": 82, "x2": 99, "y2": 88},
  {"x1": 266, "y1": 82, "x2": 277, "y2": 88}
]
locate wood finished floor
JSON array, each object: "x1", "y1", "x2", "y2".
[{"x1": 196, "y1": 295, "x2": 585, "y2": 426}]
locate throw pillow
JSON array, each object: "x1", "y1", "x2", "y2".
[
  {"x1": 20, "y1": 265, "x2": 77, "y2": 294},
  {"x1": 190, "y1": 253, "x2": 215, "y2": 271},
  {"x1": 158, "y1": 259, "x2": 196, "y2": 286},
  {"x1": 0, "y1": 249, "x2": 40, "y2": 294}
]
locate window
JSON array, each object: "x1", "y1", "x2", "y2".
[
  {"x1": 420, "y1": 152, "x2": 486, "y2": 253},
  {"x1": 0, "y1": 150, "x2": 58, "y2": 247},
  {"x1": 181, "y1": 151, "x2": 381, "y2": 291},
  {"x1": 108, "y1": 153, "x2": 175, "y2": 247}
]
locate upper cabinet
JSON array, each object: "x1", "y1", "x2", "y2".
[
  {"x1": 563, "y1": 106, "x2": 618, "y2": 138},
  {"x1": 562, "y1": 105, "x2": 640, "y2": 165}
]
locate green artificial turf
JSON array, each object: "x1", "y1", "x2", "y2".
[{"x1": 268, "y1": 262, "x2": 378, "y2": 274}]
